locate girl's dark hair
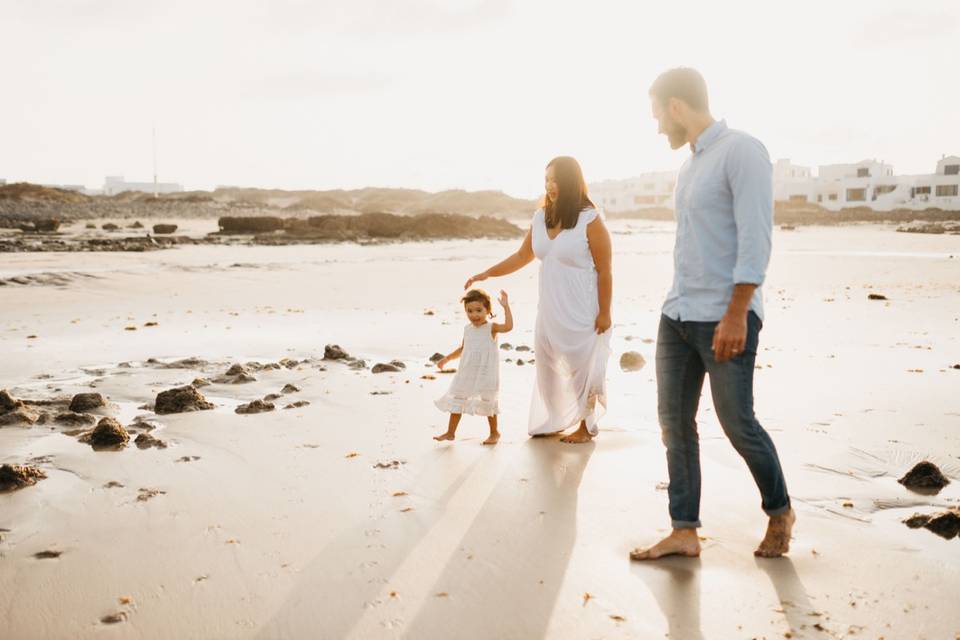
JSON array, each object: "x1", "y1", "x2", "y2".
[
  {"x1": 544, "y1": 156, "x2": 595, "y2": 230},
  {"x1": 461, "y1": 289, "x2": 494, "y2": 317}
]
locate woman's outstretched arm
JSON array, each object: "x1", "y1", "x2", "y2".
[
  {"x1": 587, "y1": 217, "x2": 612, "y2": 334},
  {"x1": 464, "y1": 229, "x2": 534, "y2": 289}
]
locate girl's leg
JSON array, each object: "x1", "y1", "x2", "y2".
[
  {"x1": 434, "y1": 413, "x2": 461, "y2": 441},
  {"x1": 483, "y1": 415, "x2": 500, "y2": 445}
]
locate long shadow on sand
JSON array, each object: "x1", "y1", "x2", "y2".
[
  {"x1": 401, "y1": 437, "x2": 595, "y2": 639},
  {"x1": 630, "y1": 556, "x2": 704, "y2": 640},
  {"x1": 254, "y1": 448, "x2": 492, "y2": 639},
  {"x1": 756, "y1": 557, "x2": 821, "y2": 636}
]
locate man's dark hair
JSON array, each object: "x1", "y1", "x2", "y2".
[{"x1": 649, "y1": 67, "x2": 709, "y2": 112}]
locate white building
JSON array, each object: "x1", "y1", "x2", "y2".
[
  {"x1": 774, "y1": 157, "x2": 960, "y2": 211},
  {"x1": 103, "y1": 175, "x2": 183, "y2": 196},
  {"x1": 589, "y1": 171, "x2": 677, "y2": 212}
]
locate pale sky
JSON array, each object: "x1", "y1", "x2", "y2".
[{"x1": 2, "y1": 0, "x2": 958, "y2": 198}]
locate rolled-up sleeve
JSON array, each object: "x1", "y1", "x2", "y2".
[{"x1": 727, "y1": 138, "x2": 773, "y2": 285}]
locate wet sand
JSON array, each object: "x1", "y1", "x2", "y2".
[{"x1": 1, "y1": 221, "x2": 959, "y2": 639}]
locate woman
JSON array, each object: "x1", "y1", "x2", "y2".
[{"x1": 465, "y1": 156, "x2": 612, "y2": 443}]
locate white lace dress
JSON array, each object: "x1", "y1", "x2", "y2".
[
  {"x1": 434, "y1": 322, "x2": 500, "y2": 416},
  {"x1": 528, "y1": 207, "x2": 611, "y2": 436}
]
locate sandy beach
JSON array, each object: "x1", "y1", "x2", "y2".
[{"x1": 2, "y1": 220, "x2": 959, "y2": 639}]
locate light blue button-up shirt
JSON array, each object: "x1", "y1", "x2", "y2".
[{"x1": 662, "y1": 119, "x2": 773, "y2": 322}]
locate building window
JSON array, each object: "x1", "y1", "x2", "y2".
[
  {"x1": 936, "y1": 184, "x2": 959, "y2": 197},
  {"x1": 911, "y1": 186, "x2": 932, "y2": 197},
  {"x1": 828, "y1": 193, "x2": 838, "y2": 201},
  {"x1": 846, "y1": 188, "x2": 867, "y2": 202},
  {"x1": 857, "y1": 168, "x2": 870, "y2": 178},
  {"x1": 817, "y1": 195, "x2": 823, "y2": 203},
  {"x1": 945, "y1": 165, "x2": 960, "y2": 176},
  {"x1": 643, "y1": 183, "x2": 656, "y2": 191}
]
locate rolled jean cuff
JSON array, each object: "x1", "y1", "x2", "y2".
[
  {"x1": 763, "y1": 502, "x2": 791, "y2": 517},
  {"x1": 671, "y1": 519, "x2": 702, "y2": 529}
]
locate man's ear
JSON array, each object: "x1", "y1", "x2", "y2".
[{"x1": 667, "y1": 96, "x2": 683, "y2": 121}]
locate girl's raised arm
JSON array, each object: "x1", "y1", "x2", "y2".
[{"x1": 492, "y1": 291, "x2": 513, "y2": 335}]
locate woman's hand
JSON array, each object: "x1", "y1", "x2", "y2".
[
  {"x1": 594, "y1": 312, "x2": 612, "y2": 334},
  {"x1": 464, "y1": 271, "x2": 489, "y2": 290},
  {"x1": 436, "y1": 358, "x2": 449, "y2": 370}
]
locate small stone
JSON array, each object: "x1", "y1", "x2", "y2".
[
  {"x1": 236, "y1": 399, "x2": 275, "y2": 414},
  {"x1": 283, "y1": 401, "x2": 310, "y2": 409},
  {"x1": 372, "y1": 363, "x2": 402, "y2": 374},
  {"x1": 134, "y1": 432, "x2": 167, "y2": 449},
  {"x1": 867, "y1": 293, "x2": 888, "y2": 301},
  {"x1": 429, "y1": 352, "x2": 445, "y2": 363},
  {"x1": 281, "y1": 384, "x2": 301, "y2": 394},
  {"x1": 33, "y1": 550, "x2": 62, "y2": 559},
  {"x1": 101, "y1": 612, "x2": 127, "y2": 625},
  {"x1": 263, "y1": 393, "x2": 282, "y2": 401},
  {"x1": 155, "y1": 386, "x2": 214, "y2": 415},
  {"x1": 191, "y1": 377, "x2": 211, "y2": 388},
  {"x1": 500, "y1": 343, "x2": 513, "y2": 351},
  {"x1": 515, "y1": 345, "x2": 531, "y2": 352},
  {"x1": 620, "y1": 351, "x2": 647, "y2": 372},
  {"x1": 324, "y1": 344, "x2": 350, "y2": 360},
  {"x1": 68, "y1": 392, "x2": 106, "y2": 413},
  {"x1": 80, "y1": 417, "x2": 130, "y2": 449},
  {"x1": 516, "y1": 359, "x2": 525, "y2": 366},
  {"x1": 0, "y1": 408, "x2": 38, "y2": 426},
  {"x1": 898, "y1": 461, "x2": 951, "y2": 493},
  {"x1": 903, "y1": 513, "x2": 931, "y2": 529},
  {"x1": 0, "y1": 389, "x2": 24, "y2": 414},
  {"x1": 0, "y1": 463, "x2": 47, "y2": 492},
  {"x1": 225, "y1": 363, "x2": 248, "y2": 376},
  {"x1": 924, "y1": 509, "x2": 960, "y2": 540}
]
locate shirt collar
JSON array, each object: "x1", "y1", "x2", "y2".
[{"x1": 690, "y1": 119, "x2": 727, "y2": 155}]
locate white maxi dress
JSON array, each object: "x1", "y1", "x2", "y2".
[{"x1": 528, "y1": 207, "x2": 611, "y2": 436}]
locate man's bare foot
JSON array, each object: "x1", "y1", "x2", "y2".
[
  {"x1": 559, "y1": 425, "x2": 593, "y2": 444},
  {"x1": 754, "y1": 508, "x2": 796, "y2": 558},
  {"x1": 433, "y1": 432, "x2": 455, "y2": 442},
  {"x1": 482, "y1": 432, "x2": 500, "y2": 445},
  {"x1": 630, "y1": 529, "x2": 701, "y2": 561}
]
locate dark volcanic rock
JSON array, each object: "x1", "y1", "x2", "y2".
[
  {"x1": 0, "y1": 389, "x2": 24, "y2": 414},
  {"x1": 102, "y1": 223, "x2": 120, "y2": 231},
  {"x1": 372, "y1": 363, "x2": 402, "y2": 374},
  {"x1": 135, "y1": 432, "x2": 167, "y2": 449},
  {"x1": 129, "y1": 221, "x2": 144, "y2": 229},
  {"x1": 155, "y1": 386, "x2": 215, "y2": 415},
  {"x1": 69, "y1": 392, "x2": 107, "y2": 412},
  {"x1": 924, "y1": 510, "x2": 960, "y2": 540},
  {"x1": 147, "y1": 356, "x2": 209, "y2": 369},
  {"x1": 34, "y1": 218, "x2": 61, "y2": 232},
  {"x1": 263, "y1": 393, "x2": 282, "y2": 401},
  {"x1": 284, "y1": 400, "x2": 310, "y2": 409},
  {"x1": 236, "y1": 399, "x2": 275, "y2": 414},
  {"x1": 903, "y1": 513, "x2": 932, "y2": 528},
  {"x1": 500, "y1": 343, "x2": 513, "y2": 350},
  {"x1": 225, "y1": 363, "x2": 249, "y2": 376},
  {"x1": 324, "y1": 344, "x2": 350, "y2": 360},
  {"x1": 281, "y1": 384, "x2": 300, "y2": 394},
  {"x1": 191, "y1": 377, "x2": 211, "y2": 387},
  {"x1": 389, "y1": 360, "x2": 406, "y2": 369},
  {"x1": 429, "y1": 352, "x2": 445, "y2": 363},
  {"x1": 867, "y1": 293, "x2": 888, "y2": 301},
  {"x1": 898, "y1": 461, "x2": 951, "y2": 493},
  {"x1": 80, "y1": 417, "x2": 129, "y2": 449},
  {"x1": 515, "y1": 345, "x2": 531, "y2": 352},
  {"x1": 54, "y1": 411, "x2": 98, "y2": 426},
  {"x1": 0, "y1": 463, "x2": 47, "y2": 492},
  {"x1": 152, "y1": 223, "x2": 177, "y2": 234}
]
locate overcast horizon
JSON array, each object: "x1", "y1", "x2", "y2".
[{"x1": 2, "y1": 0, "x2": 958, "y2": 199}]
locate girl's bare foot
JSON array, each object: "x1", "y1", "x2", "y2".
[
  {"x1": 559, "y1": 424, "x2": 593, "y2": 444},
  {"x1": 482, "y1": 432, "x2": 500, "y2": 445},
  {"x1": 630, "y1": 529, "x2": 701, "y2": 561},
  {"x1": 433, "y1": 432, "x2": 455, "y2": 441},
  {"x1": 754, "y1": 508, "x2": 796, "y2": 558}
]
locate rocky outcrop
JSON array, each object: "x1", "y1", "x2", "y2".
[
  {"x1": 236, "y1": 399, "x2": 275, "y2": 414},
  {"x1": 898, "y1": 461, "x2": 951, "y2": 493},
  {"x1": 152, "y1": 224, "x2": 178, "y2": 234},
  {"x1": 218, "y1": 216, "x2": 285, "y2": 234}
]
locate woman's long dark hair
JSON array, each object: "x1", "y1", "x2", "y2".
[{"x1": 544, "y1": 156, "x2": 595, "y2": 230}]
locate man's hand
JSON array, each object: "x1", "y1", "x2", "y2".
[{"x1": 712, "y1": 312, "x2": 747, "y2": 362}]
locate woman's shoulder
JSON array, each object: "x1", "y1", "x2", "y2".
[
  {"x1": 532, "y1": 207, "x2": 545, "y2": 221},
  {"x1": 578, "y1": 207, "x2": 603, "y2": 225}
]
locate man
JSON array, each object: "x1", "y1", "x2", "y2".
[{"x1": 631, "y1": 68, "x2": 795, "y2": 560}]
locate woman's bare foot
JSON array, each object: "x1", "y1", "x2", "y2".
[
  {"x1": 433, "y1": 432, "x2": 455, "y2": 442},
  {"x1": 559, "y1": 424, "x2": 593, "y2": 444},
  {"x1": 754, "y1": 508, "x2": 796, "y2": 558},
  {"x1": 629, "y1": 529, "x2": 701, "y2": 561},
  {"x1": 482, "y1": 432, "x2": 500, "y2": 445}
]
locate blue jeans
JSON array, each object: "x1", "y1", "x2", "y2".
[{"x1": 656, "y1": 312, "x2": 790, "y2": 528}]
